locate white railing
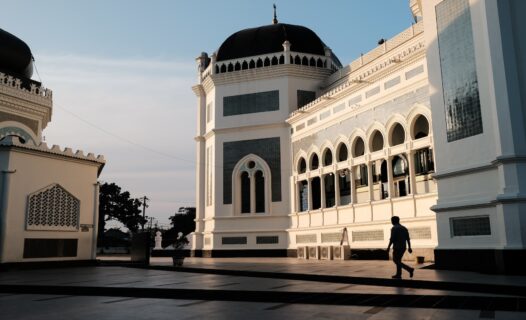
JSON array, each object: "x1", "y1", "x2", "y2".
[
  {"x1": 200, "y1": 50, "x2": 339, "y2": 81},
  {"x1": 0, "y1": 72, "x2": 52, "y2": 100},
  {"x1": 289, "y1": 21, "x2": 424, "y2": 118}
]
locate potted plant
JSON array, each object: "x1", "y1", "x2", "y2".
[{"x1": 172, "y1": 232, "x2": 188, "y2": 267}]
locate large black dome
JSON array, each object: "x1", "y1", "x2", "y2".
[
  {"x1": 216, "y1": 23, "x2": 341, "y2": 67},
  {"x1": 0, "y1": 28, "x2": 34, "y2": 79}
]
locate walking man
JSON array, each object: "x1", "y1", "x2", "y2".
[{"x1": 386, "y1": 216, "x2": 414, "y2": 279}]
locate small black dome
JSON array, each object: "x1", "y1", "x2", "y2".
[
  {"x1": 216, "y1": 23, "x2": 341, "y2": 67},
  {"x1": 0, "y1": 28, "x2": 34, "y2": 79}
]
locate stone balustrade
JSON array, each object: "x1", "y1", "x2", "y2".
[{"x1": 0, "y1": 72, "x2": 52, "y2": 100}]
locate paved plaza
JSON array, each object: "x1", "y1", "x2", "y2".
[{"x1": 0, "y1": 257, "x2": 525, "y2": 319}]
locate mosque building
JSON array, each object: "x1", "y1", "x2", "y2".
[
  {"x1": 0, "y1": 28, "x2": 105, "y2": 265},
  {"x1": 191, "y1": 0, "x2": 526, "y2": 274}
]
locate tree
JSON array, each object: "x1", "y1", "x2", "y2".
[
  {"x1": 98, "y1": 182, "x2": 147, "y2": 245},
  {"x1": 162, "y1": 207, "x2": 196, "y2": 248}
]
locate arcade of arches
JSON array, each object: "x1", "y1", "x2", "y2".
[{"x1": 295, "y1": 115, "x2": 434, "y2": 212}]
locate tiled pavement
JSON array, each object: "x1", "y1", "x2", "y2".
[{"x1": 0, "y1": 257, "x2": 525, "y2": 319}]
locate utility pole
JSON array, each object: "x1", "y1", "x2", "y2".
[{"x1": 141, "y1": 196, "x2": 149, "y2": 231}]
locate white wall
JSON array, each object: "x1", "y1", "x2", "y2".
[{"x1": 1, "y1": 149, "x2": 99, "y2": 263}]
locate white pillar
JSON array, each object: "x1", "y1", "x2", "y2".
[
  {"x1": 335, "y1": 171, "x2": 340, "y2": 206},
  {"x1": 91, "y1": 182, "x2": 100, "y2": 260},
  {"x1": 0, "y1": 170, "x2": 15, "y2": 262},
  {"x1": 387, "y1": 156, "x2": 395, "y2": 198},
  {"x1": 320, "y1": 175, "x2": 326, "y2": 209},
  {"x1": 308, "y1": 178, "x2": 313, "y2": 211},
  {"x1": 408, "y1": 150, "x2": 417, "y2": 195},
  {"x1": 367, "y1": 162, "x2": 374, "y2": 201},
  {"x1": 283, "y1": 41, "x2": 291, "y2": 64},
  {"x1": 350, "y1": 168, "x2": 356, "y2": 204},
  {"x1": 250, "y1": 173, "x2": 256, "y2": 214}
]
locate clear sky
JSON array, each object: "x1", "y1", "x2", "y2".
[{"x1": 0, "y1": 0, "x2": 413, "y2": 226}]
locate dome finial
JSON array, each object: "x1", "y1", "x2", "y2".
[{"x1": 272, "y1": 4, "x2": 278, "y2": 24}]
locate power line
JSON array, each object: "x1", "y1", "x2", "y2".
[{"x1": 55, "y1": 103, "x2": 196, "y2": 165}]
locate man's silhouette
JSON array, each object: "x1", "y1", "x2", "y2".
[{"x1": 386, "y1": 216, "x2": 414, "y2": 279}]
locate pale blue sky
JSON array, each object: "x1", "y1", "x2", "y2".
[{"x1": 1, "y1": 1, "x2": 413, "y2": 225}]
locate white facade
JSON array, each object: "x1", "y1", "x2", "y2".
[
  {"x1": 0, "y1": 70, "x2": 105, "y2": 264},
  {"x1": 423, "y1": 0, "x2": 526, "y2": 273},
  {"x1": 192, "y1": 3, "x2": 438, "y2": 260},
  {"x1": 192, "y1": 0, "x2": 526, "y2": 272}
]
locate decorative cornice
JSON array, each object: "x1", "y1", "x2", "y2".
[
  {"x1": 0, "y1": 136, "x2": 105, "y2": 167},
  {"x1": 201, "y1": 64, "x2": 331, "y2": 94},
  {"x1": 288, "y1": 38, "x2": 426, "y2": 121},
  {"x1": 203, "y1": 122, "x2": 289, "y2": 139},
  {"x1": 0, "y1": 72, "x2": 52, "y2": 104},
  {"x1": 191, "y1": 84, "x2": 205, "y2": 97}
]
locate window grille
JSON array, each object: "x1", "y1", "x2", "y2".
[{"x1": 26, "y1": 184, "x2": 80, "y2": 231}]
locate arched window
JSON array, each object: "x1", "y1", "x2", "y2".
[
  {"x1": 242, "y1": 61, "x2": 248, "y2": 70},
  {"x1": 413, "y1": 115, "x2": 429, "y2": 139},
  {"x1": 390, "y1": 123, "x2": 405, "y2": 146},
  {"x1": 220, "y1": 64, "x2": 226, "y2": 73},
  {"x1": 298, "y1": 157, "x2": 307, "y2": 173},
  {"x1": 337, "y1": 143, "x2": 348, "y2": 162},
  {"x1": 227, "y1": 63, "x2": 233, "y2": 72},
  {"x1": 255, "y1": 171, "x2": 265, "y2": 213},
  {"x1": 310, "y1": 153, "x2": 319, "y2": 170},
  {"x1": 353, "y1": 137, "x2": 365, "y2": 157},
  {"x1": 371, "y1": 130, "x2": 384, "y2": 152},
  {"x1": 392, "y1": 155, "x2": 409, "y2": 197},
  {"x1": 310, "y1": 57, "x2": 316, "y2": 66},
  {"x1": 323, "y1": 149, "x2": 333, "y2": 166},
  {"x1": 241, "y1": 172, "x2": 250, "y2": 213},
  {"x1": 311, "y1": 177, "x2": 321, "y2": 210},
  {"x1": 235, "y1": 62, "x2": 241, "y2": 71},
  {"x1": 233, "y1": 156, "x2": 271, "y2": 215},
  {"x1": 298, "y1": 180, "x2": 308, "y2": 212},
  {"x1": 324, "y1": 174, "x2": 335, "y2": 208},
  {"x1": 249, "y1": 60, "x2": 255, "y2": 69},
  {"x1": 271, "y1": 56, "x2": 278, "y2": 65},
  {"x1": 264, "y1": 58, "x2": 270, "y2": 66},
  {"x1": 294, "y1": 55, "x2": 301, "y2": 64},
  {"x1": 256, "y1": 59, "x2": 263, "y2": 68},
  {"x1": 302, "y1": 56, "x2": 308, "y2": 65}
]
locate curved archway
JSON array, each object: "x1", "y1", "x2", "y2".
[
  {"x1": 0, "y1": 122, "x2": 38, "y2": 145},
  {"x1": 413, "y1": 115, "x2": 430, "y2": 139},
  {"x1": 298, "y1": 157, "x2": 307, "y2": 174},
  {"x1": 352, "y1": 137, "x2": 365, "y2": 157},
  {"x1": 322, "y1": 148, "x2": 333, "y2": 166},
  {"x1": 390, "y1": 123, "x2": 406, "y2": 146},
  {"x1": 370, "y1": 130, "x2": 384, "y2": 152},
  {"x1": 337, "y1": 143, "x2": 348, "y2": 162},
  {"x1": 231, "y1": 154, "x2": 272, "y2": 215},
  {"x1": 310, "y1": 153, "x2": 319, "y2": 170}
]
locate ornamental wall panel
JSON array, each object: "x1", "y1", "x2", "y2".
[{"x1": 26, "y1": 184, "x2": 80, "y2": 231}]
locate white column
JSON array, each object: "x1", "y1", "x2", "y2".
[
  {"x1": 408, "y1": 150, "x2": 417, "y2": 195},
  {"x1": 367, "y1": 162, "x2": 374, "y2": 201},
  {"x1": 283, "y1": 41, "x2": 291, "y2": 64},
  {"x1": 191, "y1": 85, "x2": 206, "y2": 250},
  {"x1": 250, "y1": 173, "x2": 256, "y2": 214},
  {"x1": 320, "y1": 175, "x2": 326, "y2": 209},
  {"x1": 308, "y1": 178, "x2": 313, "y2": 211},
  {"x1": 350, "y1": 168, "x2": 356, "y2": 204},
  {"x1": 91, "y1": 182, "x2": 100, "y2": 260},
  {"x1": 334, "y1": 171, "x2": 340, "y2": 206},
  {"x1": 387, "y1": 156, "x2": 395, "y2": 198},
  {"x1": 0, "y1": 170, "x2": 15, "y2": 262}
]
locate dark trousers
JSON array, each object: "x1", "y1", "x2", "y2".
[{"x1": 393, "y1": 249, "x2": 412, "y2": 276}]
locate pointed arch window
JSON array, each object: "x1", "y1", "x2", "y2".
[{"x1": 232, "y1": 155, "x2": 272, "y2": 215}]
